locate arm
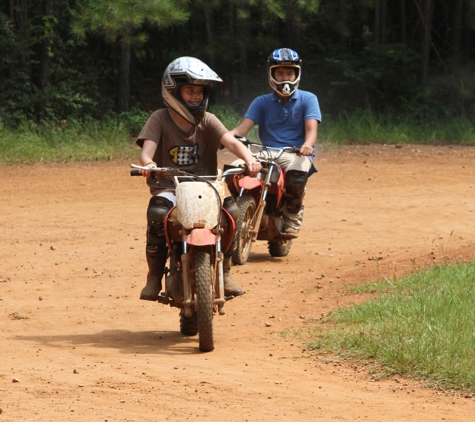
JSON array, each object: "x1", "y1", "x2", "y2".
[
  {"x1": 230, "y1": 117, "x2": 255, "y2": 137},
  {"x1": 138, "y1": 139, "x2": 158, "y2": 177},
  {"x1": 220, "y1": 133, "x2": 261, "y2": 173},
  {"x1": 298, "y1": 119, "x2": 319, "y2": 157}
]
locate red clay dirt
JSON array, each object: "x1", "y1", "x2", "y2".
[{"x1": 1, "y1": 144, "x2": 475, "y2": 421}]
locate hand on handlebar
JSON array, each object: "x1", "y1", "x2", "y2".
[
  {"x1": 298, "y1": 144, "x2": 313, "y2": 157},
  {"x1": 138, "y1": 163, "x2": 157, "y2": 178},
  {"x1": 246, "y1": 161, "x2": 262, "y2": 174}
]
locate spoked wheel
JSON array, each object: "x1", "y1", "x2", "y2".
[
  {"x1": 195, "y1": 251, "x2": 214, "y2": 352},
  {"x1": 232, "y1": 195, "x2": 257, "y2": 265},
  {"x1": 268, "y1": 239, "x2": 293, "y2": 257},
  {"x1": 179, "y1": 308, "x2": 198, "y2": 336}
]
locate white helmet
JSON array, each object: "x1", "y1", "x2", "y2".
[{"x1": 162, "y1": 57, "x2": 223, "y2": 125}]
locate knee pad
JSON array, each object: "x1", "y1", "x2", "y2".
[
  {"x1": 147, "y1": 196, "x2": 174, "y2": 229},
  {"x1": 146, "y1": 196, "x2": 174, "y2": 253},
  {"x1": 223, "y1": 196, "x2": 240, "y2": 221},
  {"x1": 284, "y1": 170, "x2": 308, "y2": 213}
]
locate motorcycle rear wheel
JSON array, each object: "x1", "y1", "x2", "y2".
[
  {"x1": 179, "y1": 308, "x2": 198, "y2": 336},
  {"x1": 268, "y1": 239, "x2": 293, "y2": 257},
  {"x1": 232, "y1": 195, "x2": 257, "y2": 265},
  {"x1": 195, "y1": 251, "x2": 214, "y2": 352}
]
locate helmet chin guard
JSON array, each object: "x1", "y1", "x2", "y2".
[
  {"x1": 162, "y1": 57, "x2": 222, "y2": 125},
  {"x1": 267, "y1": 48, "x2": 302, "y2": 97}
]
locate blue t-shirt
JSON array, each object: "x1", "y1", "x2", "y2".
[{"x1": 244, "y1": 89, "x2": 321, "y2": 149}]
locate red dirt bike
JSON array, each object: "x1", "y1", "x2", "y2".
[
  {"x1": 131, "y1": 165, "x2": 245, "y2": 352},
  {"x1": 225, "y1": 136, "x2": 300, "y2": 265}
]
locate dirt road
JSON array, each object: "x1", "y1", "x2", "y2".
[{"x1": 1, "y1": 144, "x2": 475, "y2": 421}]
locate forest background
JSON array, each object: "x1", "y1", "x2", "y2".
[{"x1": 1, "y1": 0, "x2": 475, "y2": 141}]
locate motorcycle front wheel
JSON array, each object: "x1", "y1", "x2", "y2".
[
  {"x1": 195, "y1": 251, "x2": 214, "y2": 352},
  {"x1": 232, "y1": 195, "x2": 257, "y2": 265},
  {"x1": 268, "y1": 239, "x2": 293, "y2": 257}
]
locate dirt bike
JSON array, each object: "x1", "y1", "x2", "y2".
[
  {"x1": 225, "y1": 136, "x2": 300, "y2": 265},
  {"x1": 130, "y1": 164, "x2": 245, "y2": 352}
]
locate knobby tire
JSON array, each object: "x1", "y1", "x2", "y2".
[
  {"x1": 195, "y1": 251, "x2": 214, "y2": 352},
  {"x1": 268, "y1": 239, "x2": 292, "y2": 257},
  {"x1": 232, "y1": 195, "x2": 257, "y2": 265}
]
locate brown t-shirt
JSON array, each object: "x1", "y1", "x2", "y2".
[{"x1": 136, "y1": 109, "x2": 228, "y2": 194}]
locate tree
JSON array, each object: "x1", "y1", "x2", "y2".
[
  {"x1": 415, "y1": 0, "x2": 434, "y2": 90},
  {"x1": 71, "y1": 0, "x2": 189, "y2": 112}
]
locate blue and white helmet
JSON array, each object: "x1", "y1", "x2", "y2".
[
  {"x1": 162, "y1": 57, "x2": 223, "y2": 125},
  {"x1": 267, "y1": 48, "x2": 302, "y2": 96}
]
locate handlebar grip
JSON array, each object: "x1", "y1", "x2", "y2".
[
  {"x1": 239, "y1": 163, "x2": 251, "y2": 176},
  {"x1": 130, "y1": 170, "x2": 141, "y2": 176}
]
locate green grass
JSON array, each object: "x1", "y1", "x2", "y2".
[
  {"x1": 1, "y1": 107, "x2": 474, "y2": 164},
  {"x1": 0, "y1": 115, "x2": 142, "y2": 164},
  {"x1": 300, "y1": 261, "x2": 475, "y2": 393},
  {"x1": 320, "y1": 109, "x2": 475, "y2": 145}
]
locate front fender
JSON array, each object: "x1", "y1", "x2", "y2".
[
  {"x1": 186, "y1": 228, "x2": 216, "y2": 246},
  {"x1": 238, "y1": 176, "x2": 263, "y2": 190}
]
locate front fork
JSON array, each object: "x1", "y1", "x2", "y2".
[{"x1": 238, "y1": 177, "x2": 270, "y2": 242}]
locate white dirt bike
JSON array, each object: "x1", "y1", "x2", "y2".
[{"x1": 131, "y1": 165, "x2": 244, "y2": 352}]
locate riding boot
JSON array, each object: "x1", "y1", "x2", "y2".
[
  {"x1": 140, "y1": 250, "x2": 167, "y2": 301},
  {"x1": 282, "y1": 205, "x2": 305, "y2": 238},
  {"x1": 283, "y1": 170, "x2": 308, "y2": 238},
  {"x1": 223, "y1": 255, "x2": 244, "y2": 297}
]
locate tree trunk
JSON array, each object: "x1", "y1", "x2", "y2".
[
  {"x1": 447, "y1": 0, "x2": 464, "y2": 106},
  {"x1": 284, "y1": 0, "x2": 301, "y2": 51},
  {"x1": 226, "y1": 0, "x2": 234, "y2": 105},
  {"x1": 9, "y1": 0, "x2": 32, "y2": 89},
  {"x1": 339, "y1": 0, "x2": 347, "y2": 53},
  {"x1": 9, "y1": 0, "x2": 28, "y2": 31},
  {"x1": 452, "y1": 0, "x2": 463, "y2": 61},
  {"x1": 374, "y1": 0, "x2": 380, "y2": 45},
  {"x1": 117, "y1": 41, "x2": 131, "y2": 113},
  {"x1": 417, "y1": 0, "x2": 434, "y2": 90},
  {"x1": 380, "y1": 0, "x2": 387, "y2": 44},
  {"x1": 202, "y1": 1, "x2": 218, "y2": 102},
  {"x1": 203, "y1": 1, "x2": 215, "y2": 70},
  {"x1": 374, "y1": 0, "x2": 387, "y2": 44},
  {"x1": 400, "y1": 0, "x2": 406, "y2": 45},
  {"x1": 238, "y1": 9, "x2": 249, "y2": 107},
  {"x1": 39, "y1": 0, "x2": 53, "y2": 89}
]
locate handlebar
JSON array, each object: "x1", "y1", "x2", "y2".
[
  {"x1": 234, "y1": 135, "x2": 300, "y2": 160},
  {"x1": 129, "y1": 164, "x2": 246, "y2": 179}
]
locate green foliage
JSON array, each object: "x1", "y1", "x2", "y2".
[
  {"x1": 305, "y1": 262, "x2": 475, "y2": 392},
  {"x1": 0, "y1": 113, "x2": 143, "y2": 164},
  {"x1": 319, "y1": 109, "x2": 475, "y2": 145},
  {"x1": 313, "y1": 44, "x2": 420, "y2": 114},
  {"x1": 2, "y1": 107, "x2": 474, "y2": 166},
  {"x1": 0, "y1": 13, "x2": 34, "y2": 127},
  {"x1": 71, "y1": 0, "x2": 189, "y2": 45},
  {"x1": 210, "y1": 105, "x2": 260, "y2": 139},
  {"x1": 2, "y1": 0, "x2": 475, "y2": 126}
]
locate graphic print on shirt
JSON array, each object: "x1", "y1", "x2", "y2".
[{"x1": 168, "y1": 144, "x2": 199, "y2": 166}]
